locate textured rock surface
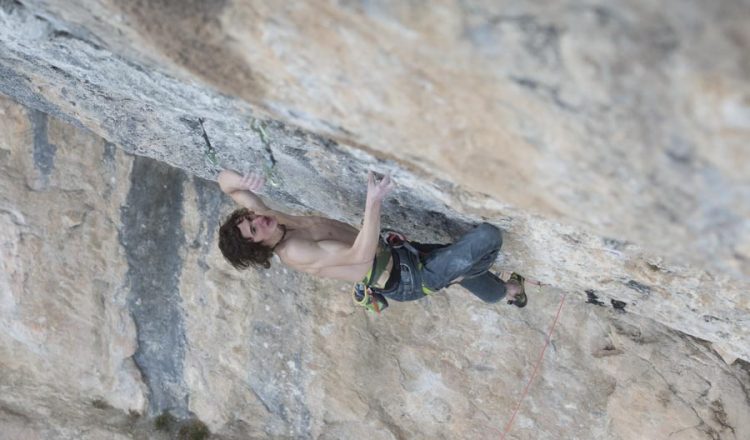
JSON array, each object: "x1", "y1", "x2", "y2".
[
  {"x1": 0, "y1": 97, "x2": 147, "y2": 437},
  {"x1": 1, "y1": 0, "x2": 748, "y2": 362},
  {"x1": 1, "y1": 0, "x2": 749, "y2": 438},
  {"x1": 18, "y1": 0, "x2": 750, "y2": 279},
  {"x1": 2, "y1": 94, "x2": 749, "y2": 439}
]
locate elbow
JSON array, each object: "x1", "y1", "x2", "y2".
[{"x1": 217, "y1": 170, "x2": 233, "y2": 193}]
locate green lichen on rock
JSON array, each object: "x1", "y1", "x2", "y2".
[
  {"x1": 154, "y1": 412, "x2": 175, "y2": 431},
  {"x1": 178, "y1": 419, "x2": 210, "y2": 440}
]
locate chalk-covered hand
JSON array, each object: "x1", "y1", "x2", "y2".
[
  {"x1": 366, "y1": 171, "x2": 394, "y2": 206},
  {"x1": 240, "y1": 172, "x2": 266, "y2": 193}
]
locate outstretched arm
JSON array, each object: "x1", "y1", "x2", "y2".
[
  {"x1": 218, "y1": 169, "x2": 272, "y2": 214},
  {"x1": 350, "y1": 171, "x2": 393, "y2": 263}
]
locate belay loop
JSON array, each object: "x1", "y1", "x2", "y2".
[
  {"x1": 384, "y1": 230, "x2": 405, "y2": 247},
  {"x1": 382, "y1": 230, "x2": 421, "y2": 257}
]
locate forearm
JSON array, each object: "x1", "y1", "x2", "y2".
[
  {"x1": 349, "y1": 200, "x2": 382, "y2": 262},
  {"x1": 217, "y1": 169, "x2": 247, "y2": 193},
  {"x1": 345, "y1": 172, "x2": 393, "y2": 263},
  {"x1": 218, "y1": 169, "x2": 270, "y2": 212}
]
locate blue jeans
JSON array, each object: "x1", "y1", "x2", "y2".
[{"x1": 379, "y1": 223, "x2": 506, "y2": 303}]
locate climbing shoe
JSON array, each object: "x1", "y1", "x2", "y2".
[{"x1": 507, "y1": 272, "x2": 528, "y2": 308}]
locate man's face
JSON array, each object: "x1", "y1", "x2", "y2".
[{"x1": 236, "y1": 213, "x2": 277, "y2": 244}]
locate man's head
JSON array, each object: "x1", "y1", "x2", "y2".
[{"x1": 218, "y1": 208, "x2": 278, "y2": 270}]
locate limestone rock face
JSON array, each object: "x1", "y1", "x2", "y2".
[
  {"x1": 2, "y1": 0, "x2": 748, "y2": 364},
  {"x1": 17, "y1": 0, "x2": 750, "y2": 280},
  {"x1": 2, "y1": 94, "x2": 749, "y2": 440},
  {"x1": 1, "y1": 0, "x2": 749, "y2": 439},
  {"x1": 0, "y1": 97, "x2": 146, "y2": 437}
]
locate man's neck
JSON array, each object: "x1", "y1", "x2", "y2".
[{"x1": 267, "y1": 224, "x2": 287, "y2": 249}]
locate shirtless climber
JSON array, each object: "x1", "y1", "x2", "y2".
[{"x1": 217, "y1": 169, "x2": 527, "y2": 308}]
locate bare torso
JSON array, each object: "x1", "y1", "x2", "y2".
[
  {"x1": 272, "y1": 214, "x2": 378, "y2": 282},
  {"x1": 217, "y1": 168, "x2": 394, "y2": 283}
]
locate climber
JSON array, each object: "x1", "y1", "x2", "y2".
[{"x1": 216, "y1": 169, "x2": 527, "y2": 308}]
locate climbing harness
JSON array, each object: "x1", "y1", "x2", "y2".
[
  {"x1": 500, "y1": 289, "x2": 567, "y2": 439},
  {"x1": 382, "y1": 230, "x2": 421, "y2": 257},
  {"x1": 352, "y1": 282, "x2": 389, "y2": 314},
  {"x1": 381, "y1": 230, "x2": 435, "y2": 296},
  {"x1": 352, "y1": 230, "x2": 435, "y2": 314},
  {"x1": 352, "y1": 239, "x2": 393, "y2": 314}
]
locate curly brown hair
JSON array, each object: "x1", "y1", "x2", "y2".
[{"x1": 218, "y1": 208, "x2": 274, "y2": 270}]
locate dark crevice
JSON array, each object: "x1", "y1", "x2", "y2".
[
  {"x1": 586, "y1": 289, "x2": 605, "y2": 306},
  {"x1": 710, "y1": 399, "x2": 736, "y2": 436},
  {"x1": 50, "y1": 29, "x2": 105, "y2": 51},
  {"x1": 509, "y1": 75, "x2": 580, "y2": 112},
  {"x1": 625, "y1": 279, "x2": 652, "y2": 295},
  {"x1": 611, "y1": 299, "x2": 627, "y2": 312},
  {"x1": 120, "y1": 156, "x2": 189, "y2": 417},
  {"x1": 0, "y1": 0, "x2": 23, "y2": 14},
  {"x1": 27, "y1": 108, "x2": 57, "y2": 186}
]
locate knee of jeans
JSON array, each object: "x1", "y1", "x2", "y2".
[{"x1": 476, "y1": 223, "x2": 502, "y2": 248}]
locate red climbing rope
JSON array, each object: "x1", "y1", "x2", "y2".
[{"x1": 500, "y1": 291, "x2": 567, "y2": 439}]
